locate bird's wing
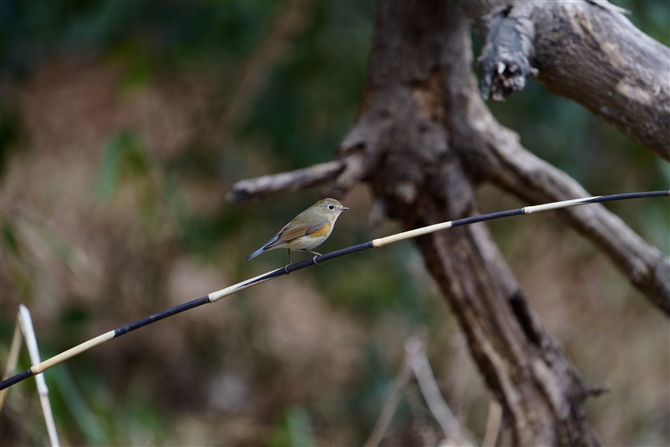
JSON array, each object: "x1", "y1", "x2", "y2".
[
  {"x1": 265, "y1": 220, "x2": 329, "y2": 249},
  {"x1": 303, "y1": 220, "x2": 331, "y2": 237}
]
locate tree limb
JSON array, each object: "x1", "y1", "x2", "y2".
[
  {"x1": 334, "y1": 2, "x2": 600, "y2": 444},
  {"x1": 458, "y1": 95, "x2": 670, "y2": 315},
  {"x1": 227, "y1": 160, "x2": 345, "y2": 203},
  {"x1": 464, "y1": 0, "x2": 670, "y2": 159}
]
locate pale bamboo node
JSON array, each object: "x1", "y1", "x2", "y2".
[
  {"x1": 31, "y1": 331, "x2": 116, "y2": 375},
  {"x1": 524, "y1": 196, "x2": 602, "y2": 213},
  {"x1": 208, "y1": 268, "x2": 284, "y2": 302},
  {"x1": 0, "y1": 189, "x2": 667, "y2": 391},
  {"x1": 372, "y1": 222, "x2": 453, "y2": 247}
]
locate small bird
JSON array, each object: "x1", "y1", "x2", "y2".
[{"x1": 245, "y1": 198, "x2": 349, "y2": 265}]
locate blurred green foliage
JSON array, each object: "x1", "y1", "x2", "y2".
[
  {"x1": 0, "y1": 0, "x2": 667, "y2": 446},
  {"x1": 98, "y1": 131, "x2": 150, "y2": 202}
]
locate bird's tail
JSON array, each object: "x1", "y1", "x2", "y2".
[{"x1": 244, "y1": 247, "x2": 265, "y2": 262}]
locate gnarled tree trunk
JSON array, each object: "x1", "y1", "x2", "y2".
[
  {"x1": 338, "y1": 2, "x2": 597, "y2": 444},
  {"x1": 230, "y1": 0, "x2": 669, "y2": 444}
]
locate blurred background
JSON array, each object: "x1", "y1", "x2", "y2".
[{"x1": 0, "y1": 1, "x2": 667, "y2": 445}]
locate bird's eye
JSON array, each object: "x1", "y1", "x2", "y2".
[{"x1": 328, "y1": 204, "x2": 335, "y2": 210}]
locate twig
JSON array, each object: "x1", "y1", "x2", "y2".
[
  {"x1": 403, "y1": 385, "x2": 439, "y2": 447},
  {"x1": 583, "y1": 383, "x2": 611, "y2": 398},
  {"x1": 0, "y1": 318, "x2": 22, "y2": 409},
  {"x1": 363, "y1": 353, "x2": 414, "y2": 447},
  {"x1": 483, "y1": 129, "x2": 670, "y2": 313},
  {"x1": 0, "y1": 190, "x2": 667, "y2": 391},
  {"x1": 405, "y1": 337, "x2": 476, "y2": 446},
  {"x1": 227, "y1": 160, "x2": 345, "y2": 203},
  {"x1": 2, "y1": 306, "x2": 61, "y2": 446},
  {"x1": 482, "y1": 399, "x2": 502, "y2": 447}
]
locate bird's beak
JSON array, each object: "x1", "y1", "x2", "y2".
[{"x1": 342, "y1": 206, "x2": 349, "y2": 211}]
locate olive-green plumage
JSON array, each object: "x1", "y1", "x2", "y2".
[{"x1": 244, "y1": 198, "x2": 349, "y2": 263}]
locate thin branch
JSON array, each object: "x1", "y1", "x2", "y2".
[
  {"x1": 365, "y1": 334, "x2": 479, "y2": 447},
  {"x1": 1, "y1": 191, "x2": 667, "y2": 391},
  {"x1": 405, "y1": 336, "x2": 477, "y2": 446},
  {"x1": 227, "y1": 152, "x2": 367, "y2": 203},
  {"x1": 227, "y1": 160, "x2": 345, "y2": 203},
  {"x1": 583, "y1": 383, "x2": 611, "y2": 398},
  {"x1": 475, "y1": 119, "x2": 670, "y2": 314},
  {"x1": 2, "y1": 306, "x2": 61, "y2": 446},
  {"x1": 482, "y1": 399, "x2": 502, "y2": 447},
  {"x1": 363, "y1": 350, "x2": 414, "y2": 447},
  {"x1": 0, "y1": 318, "x2": 22, "y2": 409}
]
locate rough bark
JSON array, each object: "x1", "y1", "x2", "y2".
[
  {"x1": 339, "y1": 1, "x2": 598, "y2": 444},
  {"x1": 465, "y1": 0, "x2": 670, "y2": 159},
  {"x1": 229, "y1": 0, "x2": 670, "y2": 443},
  {"x1": 227, "y1": 160, "x2": 345, "y2": 203}
]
